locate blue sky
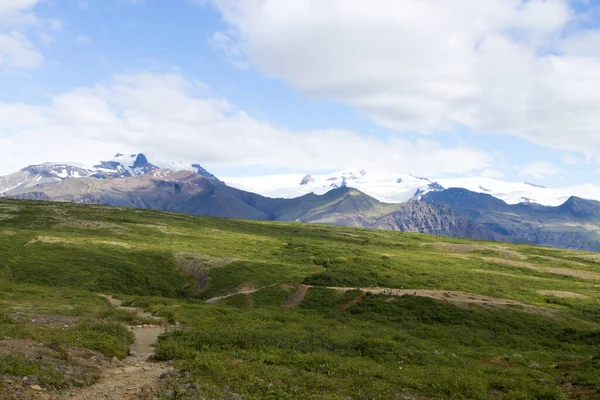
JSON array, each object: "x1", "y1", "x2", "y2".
[{"x1": 1, "y1": 0, "x2": 600, "y2": 186}]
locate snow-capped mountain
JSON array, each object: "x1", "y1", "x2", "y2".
[
  {"x1": 4, "y1": 153, "x2": 600, "y2": 208},
  {"x1": 91, "y1": 153, "x2": 158, "y2": 179},
  {"x1": 224, "y1": 169, "x2": 600, "y2": 207},
  {"x1": 0, "y1": 153, "x2": 217, "y2": 195},
  {"x1": 0, "y1": 163, "x2": 90, "y2": 194},
  {"x1": 224, "y1": 169, "x2": 446, "y2": 203}
]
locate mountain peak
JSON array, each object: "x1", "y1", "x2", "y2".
[
  {"x1": 558, "y1": 196, "x2": 600, "y2": 219},
  {"x1": 300, "y1": 175, "x2": 315, "y2": 185},
  {"x1": 131, "y1": 153, "x2": 156, "y2": 171},
  {"x1": 191, "y1": 164, "x2": 222, "y2": 183}
]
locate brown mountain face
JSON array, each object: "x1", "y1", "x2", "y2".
[{"x1": 372, "y1": 201, "x2": 503, "y2": 241}]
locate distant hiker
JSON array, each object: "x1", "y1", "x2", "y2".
[{"x1": 414, "y1": 291, "x2": 417, "y2": 296}]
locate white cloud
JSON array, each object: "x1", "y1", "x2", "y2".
[
  {"x1": 562, "y1": 153, "x2": 585, "y2": 165},
  {"x1": 0, "y1": 31, "x2": 43, "y2": 67},
  {"x1": 0, "y1": 0, "x2": 46, "y2": 69},
  {"x1": 202, "y1": 0, "x2": 600, "y2": 154},
  {"x1": 0, "y1": 72, "x2": 493, "y2": 175},
  {"x1": 519, "y1": 161, "x2": 560, "y2": 179}
]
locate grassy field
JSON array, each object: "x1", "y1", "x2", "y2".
[{"x1": 0, "y1": 198, "x2": 599, "y2": 399}]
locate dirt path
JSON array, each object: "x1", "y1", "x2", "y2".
[
  {"x1": 338, "y1": 292, "x2": 365, "y2": 311},
  {"x1": 283, "y1": 285, "x2": 310, "y2": 307},
  {"x1": 328, "y1": 287, "x2": 555, "y2": 316},
  {"x1": 205, "y1": 284, "x2": 554, "y2": 316},
  {"x1": 205, "y1": 284, "x2": 278, "y2": 304},
  {"x1": 59, "y1": 296, "x2": 172, "y2": 400}
]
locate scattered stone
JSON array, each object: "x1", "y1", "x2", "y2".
[{"x1": 124, "y1": 366, "x2": 143, "y2": 374}]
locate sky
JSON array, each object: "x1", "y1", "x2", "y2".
[{"x1": 1, "y1": 0, "x2": 600, "y2": 186}]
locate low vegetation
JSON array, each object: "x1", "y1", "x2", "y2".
[{"x1": 1, "y1": 198, "x2": 599, "y2": 399}]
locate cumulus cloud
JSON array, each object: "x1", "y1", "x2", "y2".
[
  {"x1": 201, "y1": 0, "x2": 600, "y2": 154},
  {"x1": 0, "y1": 0, "x2": 46, "y2": 69},
  {"x1": 0, "y1": 72, "x2": 493, "y2": 175},
  {"x1": 519, "y1": 161, "x2": 560, "y2": 179}
]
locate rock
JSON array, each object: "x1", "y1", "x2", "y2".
[
  {"x1": 24, "y1": 375, "x2": 40, "y2": 385},
  {"x1": 111, "y1": 356, "x2": 119, "y2": 363},
  {"x1": 300, "y1": 175, "x2": 315, "y2": 185},
  {"x1": 113, "y1": 369, "x2": 124, "y2": 375},
  {"x1": 124, "y1": 366, "x2": 143, "y2": 374},
  {"x1": 30, "y1": 385, "x2": 44, "y2": 391}
]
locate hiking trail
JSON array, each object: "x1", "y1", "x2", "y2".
[{"x1": 59, "y1": 295, "x2": 172, "y2": 400}]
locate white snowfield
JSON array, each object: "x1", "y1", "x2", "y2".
[{"x1": 224, "y1": 169, "x2": 600, "y2": 207}]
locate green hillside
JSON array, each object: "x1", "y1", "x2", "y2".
[{"x1": 1, "y1": 198, "x2": 599, "y2": 399}]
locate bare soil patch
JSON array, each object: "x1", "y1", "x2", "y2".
[
  {"x1": 139, "y1": 224, "x2": 183, "y2": 236},
  {"x1": 25, "y1": 237, "x2": 134, "y2": 249},
  {"x1": 484, "y1": 257, "x2": 600, "y2": 281},
  {"x1": 280, "y1": 284, "x2": 295, "y2": 292},
  {"x1": 205, "y1": 284, "x2": 278, "y2": 304},
  {"x1": 0, "y1": 339, "x2": 111, "y2": 400},
  {"x1": 537, "y1": 290, "x2": 587, "y2": 299},
  {"x1": 282, "y1": 286, "x2": 310, "y2": 307},
  {"x1": 422, "y1": 251, "x2": 471, "y2": 260},
  {"x1": 479, "y1": 358, "x2": 517, "y2": 369},
  {"x1": 431, "y1": 243, "x2": 526, "y2": 259},
  {"x1": 338, "y1": 293, "x2": 366, "y2": 311},
  {"x1": 175, "y1": 253, "x2": 236, "y2": 293},
  {"x1": 238, "y1": 283, "x2": 256, "y2": 293},
  {"x1": 56, "y1": 220, "x2": 124, "y2": 231},
  {"x1": 534, "y1": 256, "x2": 587, "y2": 267},
  {"x1": 175, "y1": 253, "x2": 235, "y2": 269},
  {"x1": 26, "y1": 237, "x2": 78, "y2": 246},
  {"x1": 9, "y1": 313, "x2": 79, "y2": 329}
]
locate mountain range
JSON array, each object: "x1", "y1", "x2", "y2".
[{"x1": 2, "y1": 153, "x2": 600, "y2": 251}]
